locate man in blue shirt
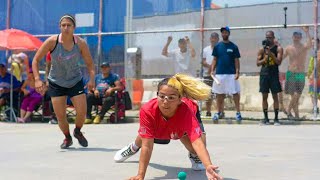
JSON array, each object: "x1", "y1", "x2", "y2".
[
  {"x1": 0, "y1": 63, "x2": 21, "y2": 111},
  {"x1": 85, "y1": 62, "x2": 122, "y2": 124},
  {"x1": 210, "y1": 26, "x2": 242, "y2": 122}
]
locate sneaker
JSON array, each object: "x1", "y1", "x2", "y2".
[
  {"x1": 84, "y1": 118, "x2": 93, "y2": 124},
  {"x1": 17, "y1": 117, "x2": 25, "y2": 123},
  {"x1": 212, "y1": 112, "x2": 221, "y2": 122},
  {"x1": 188, "y1": 153, "x2": 205, "y2": 171},
  {"x1": 73, "y1": 129, "x2": 88, "y2": 147},
  {"x1": 274, "y1": 120, "x2": 280, "y2": 126},
  {"x1": 114, "y1": 143, "x2": 140, "y2": 163},
  {"x1": 60, "y1": 138, "x2": 73, "y2": 149},
  {"x1": 48, "y1": 118, "x2": 58, "y2": 124},
  {"x1": 260, "y1": 119, "x2": 270, "y2": 125},
  {"x1": 236, "y1": 112, "x2": 242, "y2": 122},
  {"x1": 206, "y1": 112, "x2": 212, "y2": 117},
  {"x1": 93, "y1": 116, "x2": 101, "y2": 124}
]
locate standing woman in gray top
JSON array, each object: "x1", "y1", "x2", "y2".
[{"x1": 32, "y1": 14, "x2": 95, "y2": 149}]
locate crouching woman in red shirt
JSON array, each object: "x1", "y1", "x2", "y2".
[{"x1": 114, "y1": 74, "x2": 222, "y2": 180}]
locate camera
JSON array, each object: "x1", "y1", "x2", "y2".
[{"x1": 262, "y1": 39, "x2": 271, "y2": 49}]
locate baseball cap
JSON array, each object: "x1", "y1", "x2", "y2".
[
  {"x1": 293, "y1": 31, "x2": 302, "y2": 36},
  {"x1": 100, "y1": 62, "x2": 110, "y2": 67},
  {"x1": 0, "y1": 63, "x2": 6, "y2": 68},
  {"x1": 220, "y1": 26, "x2": 230, "y2": 33}
]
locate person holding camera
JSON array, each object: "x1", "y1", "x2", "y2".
[{"x1": 257, "y1": 31, "x2": 283, "y2": 125}]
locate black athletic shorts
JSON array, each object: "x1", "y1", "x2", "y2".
[
  {"x1": 154, "y1": 109, "x2": 205, "y2": 144},
  {"x1": 259, "y1": 75, "x2": 282, "y2": 94},
  {"x1": 48, "y1": 79, "x2": 85, "y2": 98}
]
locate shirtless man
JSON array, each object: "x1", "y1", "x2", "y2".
[{"x1": 283, "y1": 27, "x2": 312, "y2": 118}]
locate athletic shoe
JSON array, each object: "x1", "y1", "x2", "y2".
[
  {"x1": 188, "y1": 153, "x2": 205, "y2": 171},
  {"x1": 73, "y1": 129, "x2": 88, "y2": 147},
  {"x1": 93, "y1": 116, "x2": 101, "y2": 124},
  {"x1": 274, "y1": 120, "x2": 280, "y2": 126},
  {"x1": 84, "y1": 118, "x2": 93, "y2": 124},
  {"x1": 235, "y1": 112, "x2": 242, "y2": 122},
  {"x1": 48, "y1": 118, "x2": 58, "y2": 124},
  {"x1": 114, "y1": 143, "x2": 140, "y2": 163},
  {"x1": 17, "y1": 117, "x2": 25, "y2": 123},
  {"x1": 60, "y1": 138, "x2": 73, "y2": 149},
  {"x1": 260, "y1": 119, "x2": 270, "y2": 125},
  {"x1": 212, "y1": 112, "x2": 221, "y2": 122}
]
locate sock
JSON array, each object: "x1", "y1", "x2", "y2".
[
  {"x1": 275, "y1": 109, "x2": 279, "y2": 120},
  {"x1": 131, "y1": 142, "x2": 140, "y2": 151},
  {"x1": 74, "y1": 126, "x2": 81, "y2": 134},
  {"x1": 64, "y1": 131, "x2": 71, "y2": 139},
  {"x1": 263, "y1": 109, "x2": 268, "y2": 120}
]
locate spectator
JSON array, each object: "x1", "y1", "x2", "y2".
[
  {"x1": 17, "y1": 70, "x2": 43, "y2": 123},
  {"x1": 85, "y1": 62, "x2": 122, "y2": 124},
  {"x1": 210, "y1": 26, "x2": 242, "y2": 123},
  {"x1": 45, "y1": 52, "x2": 58, "y2": 124},
  {"x1": 11, "y1": 52, "x2": 29, "y2": 81},
  {"x1": 307, "y1": 38, "x2": 320, "y2": 113},
  {"x1": 8, "y1": 54, "x2": 24, "y2": 82},
  {"x1": 162, "y1": 36, "x2": 196, "y2": 75},
  {"x1": 0, "y1": 63, "x2": 21, "y2": 111},
  {"x1": 283, "y1": 27, "x2": 312, "y2": 119},
  {"x1": 256, "y1": 31, "x2": 284, "y2": 125},
  {"x1": 202, "y1": 32, "x2": 219, "y2": 117}
]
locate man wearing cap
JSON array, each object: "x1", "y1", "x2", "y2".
[
  {"x1": 0, "y1": 63, "x2": 21, "y2": 111},
  {"x1": 202, "y1": 32, "x2": 219, "y2": 117},
  {"x1": 210, "y1": 26, "x2": 242, "y2": 122},
  {"x1": 283, "y1": 26, "x2": 312, "y2": 119},
  {"x1": 85, "y1": 62, "x2": 122, "y2": 124}
]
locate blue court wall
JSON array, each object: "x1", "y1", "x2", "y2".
[{"x1": 0, "y1": 0, "x2": 211, "y2": 75}]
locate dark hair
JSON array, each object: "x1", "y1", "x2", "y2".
[
  {"x1": 210, "y1": 32, "x2": 219, "y2": 38},
  {"x1": 157, "y1": 78, "x2": 170, "y2": 92},
  {"x1": 266, "y1": 31, "x2": 275, "y2": 37},
  {"x1": 178, "y1": 38, "x2": 186, "y2": 44},
  {"x1": 59, "y1": 14, "x2": 76, "y2": 27}
]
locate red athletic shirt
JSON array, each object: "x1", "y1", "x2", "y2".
[{"x1": 138, "y1": 98, "x2": 202, "y2": 143}]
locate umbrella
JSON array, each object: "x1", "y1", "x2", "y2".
[
  {"x1": 0, "y1": 28, "x2": 42, "y2": 123},
  {"x1": 0, "y1": 28, "x2": 42, "y2": 51}
]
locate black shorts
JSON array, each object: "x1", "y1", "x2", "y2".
[
  {"x1": 154, "y1": 109, "x2": 205, "y2": 145},
  {"x1": 48, "y1": 79, "x2": 85, "y2": 98},
  {"x1": 203, "y1": 76, "x2": 213, "y2": 101},
  {"x1": 203, "y1": 76, "x2": 213, "y2": 87},
  {"x1": 259, "y1": 75, "x2": 282, "y2": 94}
]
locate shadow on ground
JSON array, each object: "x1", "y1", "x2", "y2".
[
  {"x1": 60, "y1": 147, "x2": 119, "y2": 152},
  {"x1": 125, "y1": 161, "x2": 238, "y2": 180}
]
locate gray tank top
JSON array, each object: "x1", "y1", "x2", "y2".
[{"x1": 48, "y1": 34, "x2": 82, "y2": 88}]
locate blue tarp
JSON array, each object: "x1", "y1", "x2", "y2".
[{"x1": 0, "y1": 0, "x2": 210, "y2": 76}]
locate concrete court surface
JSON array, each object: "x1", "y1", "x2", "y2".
[{"x1": 0, "y1": 122, "x2": 319, "y2": 180}]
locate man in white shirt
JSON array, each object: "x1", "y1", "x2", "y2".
[
  {"x1": 162, "y1": 36, "x2": 196, "y2": 75},
  {"x1": 202, "y1": 32, "x2": 219, "y2": 117}
]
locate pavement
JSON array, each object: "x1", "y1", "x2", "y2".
[
  {"x1": 0, "y1": 122, "x2": 319, "y2": 180},
  {"x1": 125, "y1": 110, "x2": 320, "y2": 125}
]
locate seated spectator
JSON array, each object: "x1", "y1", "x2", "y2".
[
  {"x1": 17, "y1": 70, "x2": 43, "y2": 123},
  {"x1": 0, "y1": 63, "x2": 21, "y2": 110},
  {"x1": 9, "y1": 54, "x2": 24, "y2": 82},
  {"x1": 85, "y1": 62, "x2": 122, "y2": 124}
]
